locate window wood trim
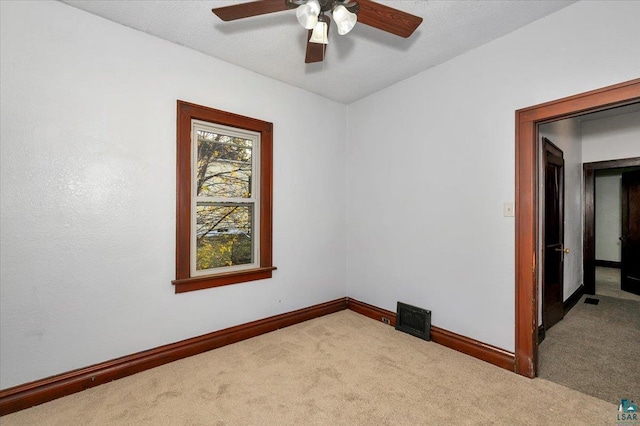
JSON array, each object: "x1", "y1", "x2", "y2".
[{"x1": 173, "y1": 100, "x2": 275, "y2": 293}]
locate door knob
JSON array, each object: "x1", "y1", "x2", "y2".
[{"x1": 554, "y1": 247, "x2": 570, "y2": 253}]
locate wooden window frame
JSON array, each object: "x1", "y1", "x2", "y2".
[{"x1": 173, "y1": 101, "x2": 275, "y2": 293}]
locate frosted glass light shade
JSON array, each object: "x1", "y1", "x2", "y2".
[
  {"x1": 332, "y1": 5, "x2": 357, "y2": 35},
  {"x1": 309, "y1": 21, "x2": 329, "y2": 44},
  {"x1": 296, "y1": 0, "x2": 321, "y2": 30}
]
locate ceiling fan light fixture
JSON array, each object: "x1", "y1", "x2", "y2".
[
  {"x1": 332, "y1": 4, "x2": 357, "y2": 35},
  {"x1": 309, "y1": 17, "x2": 329, "y2": 45},
  {"x1": 296, "y1": 0, "x2": 321, "y2": 30},
  {"x1": 212, "y1": 0, "x2": 424, "y2": 64}
]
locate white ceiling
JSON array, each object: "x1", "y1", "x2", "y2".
[{"x1": 61, "y1": 0, "x2": 576, "y2": 104}]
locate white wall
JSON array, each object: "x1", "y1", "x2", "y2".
[
  {"x1": 2, "y1": 0, "x2": 639, "y2": 391},
  {"x1": 582, "y1": 111, "x2": 640, "y2": 163},
  {"x1": 0, "y1": 1, "x2": 347, "y2": 389},
  {"x1": 595, "y1": 173, "x2": 622, "y2": 261},
  {"x1": 346, "y1": 0, "x2": 640, "y2": 351},
  {"x1": 539, "y1": 119, "x2": 583, "y2": 305}
]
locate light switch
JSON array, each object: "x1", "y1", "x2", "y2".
[{"x1": 503, "y1": 202, "x2": 514, "y2": 217}]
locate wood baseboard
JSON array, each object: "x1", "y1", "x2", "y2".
[
  {"x1": 346, "y1": 298, "x2": 515, "y2": 372},
  {"x1": 431, "y1": 326, "x2": 515, "y2": 371},
  {"x1": 538, "y1": 325, "x2": 546, "y2": 344},
  {"x1": 0, "y1": 298, "x2": 348, "y2": 416},
  {"x1": 594, "y1": 260, "x2": 621, "y2": 269},
  {"x1": 346, "y1": 298, "x2": 397, "y2": 326},
  {"x1": 563, "y1": 284, "x2": 585, "y2": 314},
  {"x1": 2, "y1": 296, "x2": 518, "y2": 416}
]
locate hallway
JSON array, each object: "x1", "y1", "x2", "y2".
[{"x1": 538, "y1": 267, "x2": 640, "y2": 404}]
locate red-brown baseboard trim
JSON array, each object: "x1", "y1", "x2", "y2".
[
  {"x1": 431, "y1": 326, "x2": 515, "y2": 371},
  {"x1": 346, "y1": 298, "x2": 515, "y2": 372},
  {"x1": 0, "y1": 298, "x2": 348, "y2": 416},
  {"x1": 346, "y1": 298, "x2": 398, "y2": 326},
  {"x1": 2, "y1": 297, "x2": 516, "y2": 416}
]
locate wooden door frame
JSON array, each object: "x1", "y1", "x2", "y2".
[
  {"x1": 583, "y1": 157, "x2": 640, "y2": 295},
  {"x1": 514, "y1": 78, "x2": 640, "y2": 378}
]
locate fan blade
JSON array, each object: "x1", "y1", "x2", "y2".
[
  {"x1": 305, "y1": 30, "x2": 327, "y2": 63},
  {"x1": 356, "y1": 0, "x2": 423, "y2": 38},
  {"x1": 212, "y1": 0, "x2": 289, "y2": 21}
]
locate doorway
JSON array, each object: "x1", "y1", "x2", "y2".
[
  {"x1": 583, "y1": 158, "x2": 640, "y2": 297},
  {"x1": 514, "y1": 78, "x2": 640, "y2": 378}
]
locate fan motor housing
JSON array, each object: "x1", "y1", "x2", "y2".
[{"x1": 286, "y1": 0, "x2": 360, "y2": 14}]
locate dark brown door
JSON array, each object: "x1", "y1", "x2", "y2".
[
  {"x1": 621, "y1": 170, "x2": 640, "y2": 295},
  {"x1": 542, "y1": 138, "x2": 565, "y2": 331}
]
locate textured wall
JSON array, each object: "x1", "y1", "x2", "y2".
[
  {"x1": 0, "y1": 1, "x2": 347, "y2": 389},
  {"x1": 346, "y1": 0, "x2": 640, "y2": 351},
  {"x1": 2, "y1": 0, "x2": 639, "y2": 390},
  {"x1": 582, "y1": 111, "x2": 640, "y2": 163},
  {"x1": 539, "y1": 119, "x2": 583, "y2": 303}
]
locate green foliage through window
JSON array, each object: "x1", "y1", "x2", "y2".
[{"x1": 193, "y1": 125, "x2": 258, "y2": 273}]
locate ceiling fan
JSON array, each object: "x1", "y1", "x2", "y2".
[{"x1": 212, "y1": 0, "x2": 423, "y2": 63}]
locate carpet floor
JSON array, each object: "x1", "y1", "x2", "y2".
[
  {"x1": 538, "y1": 294, "x2": 640, "y2": 405},
  {"x1": 2, "y1": 310, "x2": 618, "y2": 425},
  {"x1": 595, "y1": 266, "x2": 640, "y2": 302}
]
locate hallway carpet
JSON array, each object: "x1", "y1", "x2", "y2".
[
  {"x1": 539, "y1": 294, "x2": 640, "y2": 405},
  {"x1": 595, "y1": 266, "x2": 640, "y2": 302}
]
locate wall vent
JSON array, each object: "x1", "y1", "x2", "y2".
[{"x1": 395, "y1": 302, "x2": 431, "y2": 341}]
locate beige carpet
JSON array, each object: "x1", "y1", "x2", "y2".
[{"x1": 2, "y1": 311, "x2": 616, "y2": 425}]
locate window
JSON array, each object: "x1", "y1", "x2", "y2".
[{"x1": 173, "y1": 101, "x2": 275, "y2": 293}]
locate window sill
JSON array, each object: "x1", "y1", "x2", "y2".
[{"x1": 172, "y1": 266, "x2": 277, "y2": 293}]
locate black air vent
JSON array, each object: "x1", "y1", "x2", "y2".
[{"x1": 395, "y1": 302, "x2": 431, "y2": 341}]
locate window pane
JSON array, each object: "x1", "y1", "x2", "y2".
[
  {"x1": 196, "y1": 130, "x2": 253, "y2": 198},
  {"x1": 196, "y1": 203, "x2": 253, "y2": 270}
]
